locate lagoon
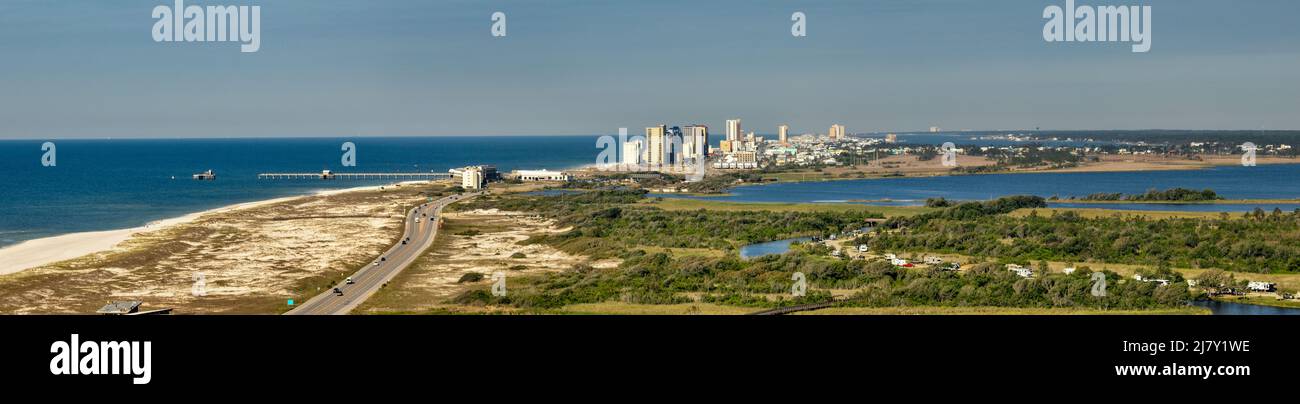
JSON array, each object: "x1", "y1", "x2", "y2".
[
  {"x1": 660, "y1": 164, "x2": 1300, "y2": 213},
  {"x1": 739, "y1": 237, "x2": 812, "y2": 259}
]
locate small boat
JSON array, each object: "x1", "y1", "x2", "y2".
[{"x1": 192, "y1": 170, "x2": 216, "y2": 180}]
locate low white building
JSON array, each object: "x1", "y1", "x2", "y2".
[
  {"x1": 451, "y1": 166, "x2": 487, "y2": 189},
  {"x1": 1007, "y1": 264, "x2": 1032, "y2": 278},
  {"x1": 1062, "y1": 267, "x2": 1077, "y2": 275},
  {"x1": 923, "y1": 256, "x2": 943, "y2": 265},
  {"x1": 515, "y1": 169, "x2": 572, "y2": 182}
]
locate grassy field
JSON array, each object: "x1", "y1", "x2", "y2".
[
  {"x1": 796, "y1": 306, "x2": 1211, "y2": 315},
  {"x1": 636, "y1": 245, "x2": 728, "y2": 259},
  {"x1": 641, "y1": 198, "x2": 935, "y2": 217}
]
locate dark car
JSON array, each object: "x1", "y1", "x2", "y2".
[{"x1": 333, "y1": 287, "x2": 343, "y2": 296}]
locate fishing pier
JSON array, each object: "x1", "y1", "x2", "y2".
[{"x1": 257, "y1": 170, "x2": 452, "y2": 180}]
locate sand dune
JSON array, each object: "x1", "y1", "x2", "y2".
[{"x1": 0, "y1": 184, "x2": 402, "y2": 276}]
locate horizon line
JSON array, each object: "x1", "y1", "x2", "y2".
[{"x1": 4, "y1": 128, "x2": 1300, "y2": 141}]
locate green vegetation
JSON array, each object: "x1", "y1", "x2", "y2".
[
  {"x1": 1076, "y1": 188, "x2": 1222, "y2": 202},
  {"x1": 448, "y1": 191, "x2": 1192, "y2": 311},
  {"x1": 839, "y1": 262, "x2": 1190, "y2": 309},
  {"x1": 641, "y1": 197, "x2": 934, "y2": 216},
  {"x1": 872, "y1": 202, "x2": 1300, "y2": 274},
  {"x1": 925, "y1": 197, "x2": 953, "y2": 208},
  {"x1": 682, "y1": 172, "x2": 768, "y2": 194}
]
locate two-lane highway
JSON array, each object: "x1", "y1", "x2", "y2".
[{"x1": 286, "y1": 192, "x2": 476, "y2": 315}]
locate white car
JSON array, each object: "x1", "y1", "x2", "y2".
[{"x1": 346, "y1": 277, "x2": 354, "y2": 284}]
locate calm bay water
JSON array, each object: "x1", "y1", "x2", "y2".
[
  {"x1": 1191, "y1": 300, "x2": 1300, "y2": 315},
  {"x1": 660, "y1": 164, "x2": 1300, "y2": 212},
  {"x1": 0, "y1": 137, "x2": 603, "y2": 248},
  {"x1": 738, "y1": 237, "x2": 812, "y2": 259}
]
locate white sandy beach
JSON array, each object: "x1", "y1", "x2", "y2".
[{"x1": 0, "y1": 182, "x2": 424, "y2": 276}]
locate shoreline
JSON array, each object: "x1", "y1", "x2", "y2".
[{"x1": 0, "y1": 181, "x2": 430, "y2": 277}]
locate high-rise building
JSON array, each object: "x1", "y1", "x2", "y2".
[
  {"x1": 682, "y1": 125, "x2": 709, "y2": 159},
  {"x1": 664, "y1": 126, "x2": 684, "y2": 165},
  {"x1": 885, "y1": 133, "x2": 898, "y2": 143},
  {"x1": 929, "y1": 126, "x2": 941, "y2": 133},
  {"x1": 623, "y1": 138, "x2": 643, "y2": 167},
  {"x1": 778, "y1": 125, "x2": 789, "y2": 145},
  {"x1": 719, "y1": 140, "x2": 733, "y2": 154},
  {"x1": 645, "y1": 125, "x2": 666, "y2": 165},
  {"x1": 725, "y1": 119, "x2": 742, "y2": 143},
  {"x1": 829, "y1": 124, "x2": 846, "y2": 140}
]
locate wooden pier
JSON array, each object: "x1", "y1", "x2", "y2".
[{"x1": 257, "y1": 170, "x2": 452, "y2": 180}]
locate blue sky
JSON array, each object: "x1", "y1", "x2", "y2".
[{"x1": 1, "y1": 0, "x2": 1298, "y2": 138}]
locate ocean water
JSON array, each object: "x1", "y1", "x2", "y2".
[
  {"x1": 0, "y1": 136, "x2": 605, "y2": 248},
  {"x1": 657, "y1": 164, "x2": 1300, "y2": 212}
]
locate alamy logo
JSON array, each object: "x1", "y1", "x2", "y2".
[
  {"x1": 791, "y1": 12, "x2": 806, "y2": 37},
  {"x1": 1240, "y1": 142, "x2": 1258, "y2": 167},
  {"x1": 491, "y1": 12, "x2": 507, "y2": 37},
  {"x1": 152, "y1": 0, "x2": 261, "y2": 53},
  {"x1": 1090, "y1": 272, "x2": 1108, "y2": 297},
  {"x1": 491, "y1": 272, "x2": 507, "y2": 297},
  {"x1": 41, "y1": 142, "x2": 57, "y2": 167},
  {"x1": 49, "y1": 334, "x2": 152, "y2": 384},
  {"x1": 1043, "y1": 0, "x2": 1151, "y2": 53},
  {"x1": 791, "y1": 272, "x2": 807, "y2": 297},
  {"x1": 341, "y1": 142, "x2": 357, "y2": 167},
  {"x1": 941, "y1": 142, "x2": 958, "y2": 167},
  {"x1": 595, "y1": 127, "x2": 707, "y2": 178}
]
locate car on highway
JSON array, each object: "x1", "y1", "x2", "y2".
[
  {"x1": 333, "y1": 287, "x2": 343, "y2": 296},
  {"x1": 346, "y1": 277, "x2": 354, "y2": 284}
]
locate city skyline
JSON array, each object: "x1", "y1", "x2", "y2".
[{"x1": 1, "y1": 0, "x2": 1299, "y2": 139}]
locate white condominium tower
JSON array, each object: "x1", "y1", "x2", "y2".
[
  {"x1": 645, "y1": 125, "x2": 667, "y2": 165},
  {"x1": 623, "y1": 138, "x2": 643, "y2": 167},
  {"x1": 778, "y1": 124, "x2": 789, "y2": 145},
  {"x1": 682, "y1": 125, "x2": 709, "y2": 160},
  {"x1": 725, "y1": 119, "x2": 742, "y2": 143}
]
